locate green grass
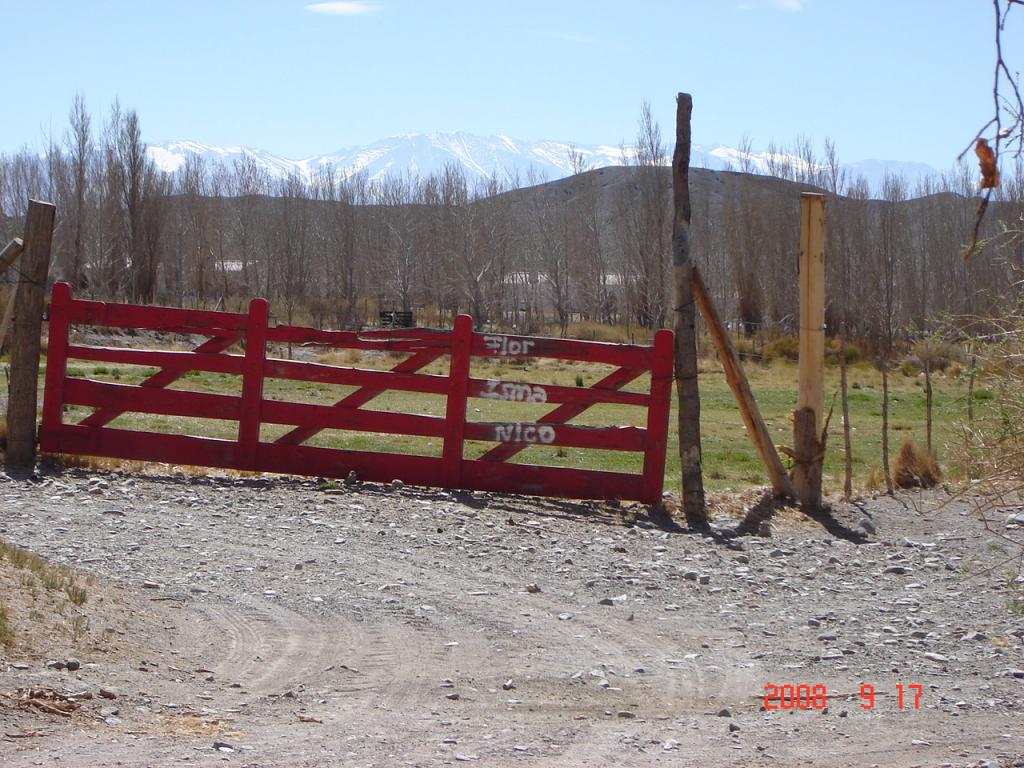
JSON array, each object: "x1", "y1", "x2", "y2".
[{"x1": 37, "y1": 348, "x2": 985, "y2": 495}]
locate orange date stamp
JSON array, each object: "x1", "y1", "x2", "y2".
[{"x1": 763, "y1": 683, "x2": 924, "y2": 711}]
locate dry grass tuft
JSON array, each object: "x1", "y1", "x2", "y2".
[
  {"x1": 0, "y1": 604, "x2": 14, "y2": 647},
  {"x1": 316, "y1": 348, "x2": 364, "y2": 367},
  {"x1": 893, "y1": 439, "x2": 942, "y2": 489},
  {"x1": 865, "y1": 466, "x2": 884, "y2": 492},
  {"x1": 0, "y1": 540, "x2": 88, "y2": 606}
]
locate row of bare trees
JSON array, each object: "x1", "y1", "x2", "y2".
[{"x1": 1, "y1": 99, "x2": 1022, "y2": 347}]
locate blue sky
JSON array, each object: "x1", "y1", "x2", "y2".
[{"x1": 1, "y1": 0, "x2": 1018, "y2": 168}]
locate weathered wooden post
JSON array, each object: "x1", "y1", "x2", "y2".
[
  {"x1": 671, "y1": 93, "x2": 706, "y2": 525},
  {"x1": 792, "y1": 192, "x2": 826, "y2": 508},
  {"x1": 5, "y1": 200, "x2": 56, "y2": 470}
]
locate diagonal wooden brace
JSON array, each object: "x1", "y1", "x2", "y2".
[{"x1": 79, "y1": 334, "x2": 241, "y2": 428}]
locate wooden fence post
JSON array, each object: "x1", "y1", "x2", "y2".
[
  {"x1": 793, "y1": 192, "x2": 826, "y2": 508},
  {"x1": 5, "y1": 201, "x2": 56, "y2": 470},
  {"x1": 671, "y1": 92, "x2": 707, "y2": 526},
  {"x1": 442, "y1": 314, "x2": 473, "y2": 488},
  {"x1": 238, "y1": 298, "x2": 269, "y2": 469},
  {"x1": 640, "y1": 329, "x2": 674, "y2": 504},
  {"x1": 40, "y1": 283, "x2": 72, "y2": 442}
]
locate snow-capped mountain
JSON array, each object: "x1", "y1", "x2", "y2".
[{"x1": 146, "y1": 132, "x2": 938, "y2": 193}]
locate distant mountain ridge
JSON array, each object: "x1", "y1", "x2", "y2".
[{"x1": 146, "y1": 132, "x2": 938, "y2": 193}]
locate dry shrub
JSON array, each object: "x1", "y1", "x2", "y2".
[
  {"x1": 763, "y1": 334, "x2": 799, "y2": 362},
  {"x1": 893, "y1": 439, "x2": 942, "y2": 489},
  {"x1": 316, "y1": 348, "x2": 363, "y2": 367},
  {"x1": 564, "y1": 321, "x2": 641, "y2": 345},
  {"x1": 865, "y1": 465, "x2": 884, "y2": 492}
]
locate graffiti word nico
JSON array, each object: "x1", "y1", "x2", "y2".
[{"x1": 494, "y1": 423, "x2": 556, "y2": 444}]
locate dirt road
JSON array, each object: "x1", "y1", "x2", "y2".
[{"x1": 1, "y1": 468, "x2": 1022, "y2": 766}]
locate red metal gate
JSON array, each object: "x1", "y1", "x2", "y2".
[{"x1": 40, "y1": 283, "x2": 673, "y2": 503}]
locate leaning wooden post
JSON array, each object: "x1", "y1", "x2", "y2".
[
  {"x1": 5, "y1": 201, "x2": 56, "y2": 470},
  {"x1": 671, "y1": 92, "x2": 706, "y2": 525},
  {"x1": 0, "y1": 239, "x2": 25, "y2": 355},
  {"x1": 792, "y1": 193, "x2": 826, "y2": 509},
  {"x1": 693, "y1": 267, "x2": 796, "y2": 499}
]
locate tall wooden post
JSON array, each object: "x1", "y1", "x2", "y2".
[
  {"x1": 792, "y1": 193, "x2": 826, "y2": 508},
  {"x1": 5, "y1": 200, "x2": 56, "y2": 470},
  {"x1": 671, "y1": 93, "x2": 706, "y2": 525}
]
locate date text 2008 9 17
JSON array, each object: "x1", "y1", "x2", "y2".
[{"x1": 763, "y1": 683, "x2": 924, "y2": 711}]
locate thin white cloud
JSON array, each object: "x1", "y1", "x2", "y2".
[
  {"x1": 770, "y1": 0, "x2": 807, "y2": 10},
  {"x1": 305, "y1": 2, "x2": 378, "y2": 15}
]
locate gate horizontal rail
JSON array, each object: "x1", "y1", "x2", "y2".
[{"x1": 40, "y1": 283, "x2": 674, "y2": 503}]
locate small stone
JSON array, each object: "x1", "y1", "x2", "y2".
[
  {"x1": 961, "y1": 631, "x2": 987, "y2": 641},
  {"x1": 526, "y1": 584, "x2": 541, "y2": 593},
  {"x1": 923, "y1": 652, "x2": 948, "y2": 662},
  {"x1": 98, "y1": 687, "x2": 119, "y2": 700},
  {"x1": 558, "y1": 613, "x2": 573, "y2": 621},
  {"x1": 717, "y1": 708, "x2": 731, "y2": 717},
  {"x1": 502, "y1": 679, "x2": 515, "y2": 690},
  {"x1": 616, "y1": 710, "x2": 637, "y2": 719},
  {"x1": 757, "y1": 521, "x2": 773, "y2": 538},
  {"x1": 859, "y1": 518, "x2": 877, "y2": 535},
  {"x1": 729, "y1": 723, "x2": 741, "y2": 732},
  {"x1": 698, "y1": 574, "x2": 711, "y2": 585},
  {"x1": 65, "y1": 657, "x2": 81, "y2": 671},
  {"x1": 391, "y1": 479, "x2": 404, "y2": 490},
  {"x1": 46, "y1": 660, "x2": 66, "y2": 670},
  {"x1": 11, "y1": 663, "x2": 30, "y2": 670},
  {"x1": 446, "y1": 692, "x2": 460, "y2": 700},
  {"x1": 883, "y1": 565, "x2": 910, "y2": 575},
  {"x1": 142, "y1": 580, "x2": 161, "y2": 589},
  {"x1": 683, "y1": 570, "x2": 699, "y2": 581}
]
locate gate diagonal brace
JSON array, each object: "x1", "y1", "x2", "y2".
[
  {"x1": 79, "y1": 334, "x2": 241, "y2": 428},
  {"x1": 275, "y1": 349, "x2": 445, "y2": 446}
]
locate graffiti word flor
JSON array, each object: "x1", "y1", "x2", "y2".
[
  {"x1": 494, "y1": 423, "x2": 556, "y2": 444},
  {"x1": 483, "y1": 334, "x2": 535, "y2": 357},
  {"x1": 480, "y1": 381, "x2": 548, "y2": 403}
]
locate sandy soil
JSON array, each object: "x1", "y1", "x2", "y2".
[{"x1": 1, "y1": 467, "x2": 1022, "y2": 767}]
